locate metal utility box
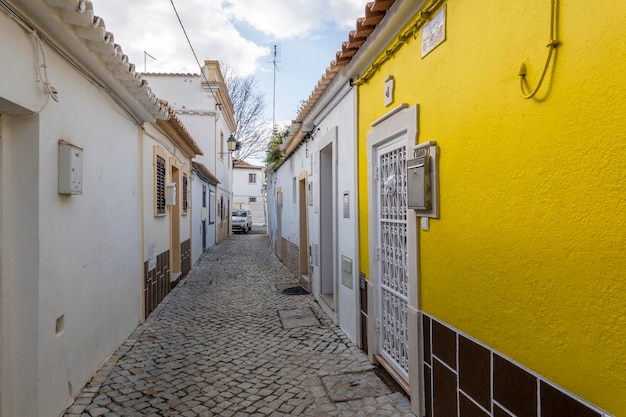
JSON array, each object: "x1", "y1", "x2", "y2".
[
  {"x1": 166, "y1": 183, "x2": 177, "y2": 205},
  {"x1": 407, "y1": 141, "x2": 440, "y2": 217},
  {"x1": 407, "y1": 156, "x2": 430, "y2": 210},
  {"x1": 58, "y1": 140, "x2": 83, "y2": 195}
]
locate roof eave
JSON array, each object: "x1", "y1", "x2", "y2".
[{"x1": 7, "y1": 0, "x2": 168, "y2": 122}]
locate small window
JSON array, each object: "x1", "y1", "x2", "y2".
[
  {"x1": 155, "y1": 154, "x2": 166, "y2": 215},
  {"x1": 249, "y1": 173, "x2": 256, "y2": 183},
  {"x1": 249, "y1": 197, "x2": 257, "y2": 203},
  {"x1": 209, "y1": 189, "x2": 215, "y2": 224},
  {"x1": 182, "y1": 172, "x2": 189, "y2": 214},
  {"x1": 220, "y1": 132, "x2": 224, "y2": 160}
]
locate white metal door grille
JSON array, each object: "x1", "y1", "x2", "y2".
[{"x1": 377, "y1": 144, "x2": 409, "y2": 379}]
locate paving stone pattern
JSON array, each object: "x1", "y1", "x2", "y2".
[{"x1": 64, "y1": 231, "x2": 415, "y2": 417}]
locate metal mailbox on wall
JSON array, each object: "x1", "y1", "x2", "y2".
[{"x1": 407, "y1": 140, "x2": 439, "y2": 218}]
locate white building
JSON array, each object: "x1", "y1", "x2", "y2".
[
  {"x1": 142, "y1": 103, "x2": 203, "y2": 317},
  {"x1": 191, "y1": 162, "x2": 220, "y2": 265},
  {"x1": 266, "y1": 64, "x2": 360, "y2": 345},
  {"x1": 233, "y1": 160, "x2": 266, "y2": 226},
  {"x1": 0, "y1": 1, "x2": 168, "y2": 416},
  {"x1": 144, "y1": 61, "x2": 237, "y2": 250}
]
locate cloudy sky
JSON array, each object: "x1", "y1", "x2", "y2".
[{"x1": 91, "y1": 0, "x2": 367, "y2": 124}]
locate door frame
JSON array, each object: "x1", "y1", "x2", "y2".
[
  {"x1": 202, "y1": 184, "x2": 207, "y2": 251},
  {"x1": 298, "y1": 172, "x2": 310, "y2": 283},
  {"x1": 366, "y1": 104, "x2": 422, "y2": 414},
  {"x1": 318, "y1": 128, "x2": 337, "y2": 312},
  {"x1": 169, "y1": 161, "x2": 181, "y2": 282}
]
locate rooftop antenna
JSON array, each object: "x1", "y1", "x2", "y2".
[
  {"x1": 270, "y1": 44, "x2": 281, "y2": 130},
  {"x1": 144, "y1": 51, "x2": 156, "y2": 72}
]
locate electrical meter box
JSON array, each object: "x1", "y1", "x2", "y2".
[
  {"x1": 166, "y1": 183, "x2": 177, "y2": 206},
  {"x1": 407, "y1": 141, "x2": 439, "y2": 217},
  {"x1": 58, "y1": 140, "x2": 83, "y2": 195}
]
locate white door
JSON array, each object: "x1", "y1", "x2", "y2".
[{"x1": 374, "y1": 137, "x2": 409, "y2": 381}]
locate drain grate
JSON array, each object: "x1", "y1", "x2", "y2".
[{"x1": 281, "y1": 286, "x2": 310, "y2": 295}]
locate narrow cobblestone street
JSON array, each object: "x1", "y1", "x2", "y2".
[{"x1": 64, "y1": 229, "x2": 415, "y2": 417}]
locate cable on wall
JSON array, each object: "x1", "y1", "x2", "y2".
[
  {"x1": 518, "y1": 0, "x2": 559, "y2": 99},
  {"x1": 0, "y1": 0, "x2": 144, "y2": 123},
  {"x1": 32, "y1": 31, "x2": 60, "y2": 103},
  {"x1": 353, "y1": 0, "x2": 446, "y2": 86}
]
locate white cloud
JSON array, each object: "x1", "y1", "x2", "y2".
[
  {"x1": 222, "y1": 0, "x2": 365, "y2": 39},
  {"x1": 90, "y1": 0, "x2": 367, "y2": 75},
  {"x1": 88, "y1": 0, "x2": 369, "y2": 122},
  {"x1": 92, "y1": 0, "x2": 269, "y2": 75}
]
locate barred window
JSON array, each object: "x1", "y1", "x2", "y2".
[
  {"x1": 182, "y1": 172, "x2": 189, "y2": 214},
  {"x1": 249, "y1": 173, "x2": 256, "y2": 183},
  {"x1": 249, "y1": 197, "x2": 256, "y2": 203},
  {"x1": 156, "y1": 155, "x2": 166, "y2": 215}
]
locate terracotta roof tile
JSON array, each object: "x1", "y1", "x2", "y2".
[
  {"x1": 363, "y1": 2, "x2": 386, "y2": 26},
  {"x1": 354, "y1": 17, "x2": 375, "y2": 38},
  {"x1": 370, "y1": 0, "x2": 396, "y2": 12},
  {"x1": 276, "y1": 0, "x2": 397, "y2": 167},
  {"x1": 192, "y1": 162, "x2": 220, "y2": 185},
  {"x1": 347, "y1": 31, "x2": 367, "y2": 48},
  {"x1": 42, "y1": 0, "x2": 168, "y2": 120},
  {"x1": 233, "y1": 160, "x2": 264, "y2": 169},
  {"x1": 157, "y1": 100, "x2": 203, "y2": 156},
  {"x1": 292, "y1": 0, "x2": 396, "y2": 125}
]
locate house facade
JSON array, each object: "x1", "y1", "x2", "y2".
[
  {"x1": 265, "y1": 63, "x2": 365, "y2": 345},
  {"x1": 0, "y1": 1, "x2": 168, "y2": 416},
  {"x1": 354, "y1": 0, "x2": 625, "y2": 416},
  {"x1": 233, "y1": 160, "x2": 266, "y2": 226},
  {"x1": 191, "y1": 162, "x2": 220, "y2": 265},
  {"x1": 267, "y1": 0, "x2": 625, "y2": 415},
  {"x1": 142, "y1": 103, "x2": 203, "y2": 318},
  {"x1": 144, "y1": 61, "x2": 237, "y2": 249}
]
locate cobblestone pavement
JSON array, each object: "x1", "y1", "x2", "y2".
[{"x1": 64, "y1": 232, "x2": 416, "y2": 417}]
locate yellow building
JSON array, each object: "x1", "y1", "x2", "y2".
[{"x1": 356, "y1": 0, "x2": 626, "y2": 415}]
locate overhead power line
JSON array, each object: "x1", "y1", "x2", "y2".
[{"x1": 169, "y1": 0, "x2": 220, "y2": 107}]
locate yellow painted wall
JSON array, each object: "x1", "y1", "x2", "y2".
[{"x1": 357, "y1": 1, "x2": 626, "y2": 414}]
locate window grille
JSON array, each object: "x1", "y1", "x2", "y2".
[
  {"x1": 182, "y1": 172, "x2": 189, "y2": 214},
  {"x1": 249, "y1": 173, "x2": 256, "y2": 183},
  {"x1": 156, "y1": 155, "x2": 166, "y2": 215},
  {"x1": 249, "y1": 197, "x2": 257, "y2": 203}
]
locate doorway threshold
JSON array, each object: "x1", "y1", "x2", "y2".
[
  {"x1": 319, "y1": 293, "x2": 335, "y2": 311},
  {"x1": 299, "y1": 274, "x2": 311, "y2": 292},
  {"x1": 374, "y1": 354, "x2": 410, "y2": 394}
]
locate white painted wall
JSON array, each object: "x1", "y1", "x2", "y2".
[
  {"x1": 268, "y1": 86, "x2": 359, "y2": 345},
  {"x1": 233, "y1": 165, "x2": 266, "y2": 225},
  {"x1": 143, "y1": 75, "x2": 220, "y2": 174},
  {"x1": 265, "y1": 171, "x2": 279, "y2": 251},
  {"x1": 144, "y1": 73, "x2": 234, "y2": 243},
  {"x1": 143, "y1": 125, "x2": 174, "y2": 262},
  {"x1": 141, "y1": 123, "x2": 194, "y2": 267},
  {"x1": 191, "y1": 175, "x2": 216, "y2": 265},
  {"x1": 1, "y1": 12, "x2": 144, "y2": 417},
  {"x1": 329, "y1": 89, "x2": 358, "y2": 344}
]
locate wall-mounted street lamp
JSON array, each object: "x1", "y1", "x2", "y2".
[{"x1": 219, "y1": 134, "x2": 238, "y2": 155}]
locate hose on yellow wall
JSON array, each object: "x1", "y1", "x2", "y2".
[{"x1": 518, "y1": 0, "x2": 560, "y2": 99}]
